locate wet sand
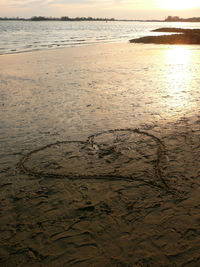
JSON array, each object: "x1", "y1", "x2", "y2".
[{"x1": 1, "y1": 43, "x2": 200, "y2": 266}]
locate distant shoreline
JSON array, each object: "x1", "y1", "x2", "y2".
[
  {"x1": 1, "y1": 15, "x2": 200, "y2": 22},
  {"x1": 0, "y1": 17, "x2": 164, "y2": 22}
]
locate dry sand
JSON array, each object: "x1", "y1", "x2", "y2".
[{"x1": 1, "y1": 43, "x2": 200, "y2": 266}]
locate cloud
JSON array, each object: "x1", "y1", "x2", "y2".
[
  {"x1": 2, "y1": 0, "x2": 142, "y2": 8},
  {"x1": 1, "y1": 0, "x2": 47, "y2": 8}
]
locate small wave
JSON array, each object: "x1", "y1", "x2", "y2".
[
  {"x1": 24, "y1": 45, "x2": 33, "y2": 48},
  {"x1": 96, "y1": 38, "x2": 107, "y2": 40}
]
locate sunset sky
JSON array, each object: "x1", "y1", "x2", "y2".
[{"x1": 1, "y1": 0, "x2": 200, "y2": 20}]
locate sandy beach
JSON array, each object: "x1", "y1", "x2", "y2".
[{"x1": 1, "y1": 43, "x2": 200, "y2": 266}]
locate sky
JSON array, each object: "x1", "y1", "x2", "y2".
[{"x1": 1, "y1": 0, "x2": 200, "y2": 20}]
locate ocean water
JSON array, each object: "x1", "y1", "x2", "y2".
[{"x1": 1, "y1": 20, "x2": 200, "y2": 54}]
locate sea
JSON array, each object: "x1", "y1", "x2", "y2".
[{"x1": 1, "y1": 20, "x2": 200, "y2": 54}]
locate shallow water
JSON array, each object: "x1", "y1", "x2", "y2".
[
  {"x1": 1, "y1": 20, "x2": 200, "y2": 54},
  {"x1": 1, "y1": 43, "x2": 200, "y2": 175}
]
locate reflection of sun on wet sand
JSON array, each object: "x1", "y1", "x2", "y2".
[
  {"x1": 130, "y1": 28, "x2": 200, "y2": 44},
  {"x1": 1, "y1": 43, "x2": 200, "y2": 266}
]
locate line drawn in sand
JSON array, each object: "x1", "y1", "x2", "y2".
[{"x1": 18, "y1": 128, "x2": 171, "y2": 191}]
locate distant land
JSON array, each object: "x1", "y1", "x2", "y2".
[
  {"x1": 0, "y1": 16, "x2": 161, "y2": 22},
  {"x1": 0, "y1": 16, "x2": 200, "y2": 22},
  {"x1": 0, "y1": 16, "x2": 162, "y2": 22},
  {"x1": 165, "y1": 16, "x2": 200, "y2": 22},
  {"x1": 0, "y1": 16, "x2": 115, "y2": 21}
]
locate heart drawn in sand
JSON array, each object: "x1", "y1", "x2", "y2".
[{"x1": 19, "y1": 128, "x2": 167, "y2": 188}]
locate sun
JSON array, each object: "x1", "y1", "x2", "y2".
[{"x1": 161, "y1": 0, "x2": 199, "y2": 10}]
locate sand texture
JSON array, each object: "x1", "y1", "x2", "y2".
[{"x1": 1, "y1": 44, "x2": 200, "y2": 266}]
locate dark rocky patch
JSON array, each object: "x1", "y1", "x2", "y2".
[{"x1": 130, "y1": 28, "x2": 200, "y2": 45}]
